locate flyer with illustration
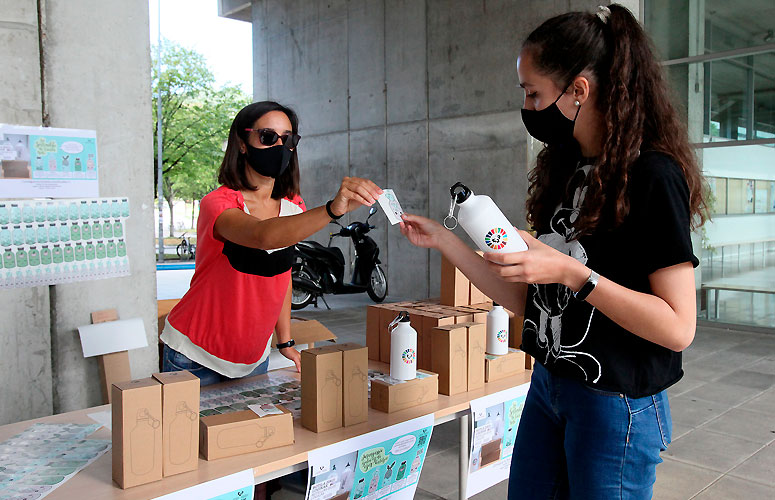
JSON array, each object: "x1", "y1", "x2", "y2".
[
  {"x1": 306, "y1": 415, "x2": 433, "y2": 500},
  {"x1": 466, "y1": 383, "x2": 530, "y2": 498},
  {"x1": 0, "y1": 124, "x2": 99, "y2": 198}
]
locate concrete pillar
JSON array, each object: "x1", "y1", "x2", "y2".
[{"x1": 0, "y1": 0, "x2": 155, "y2": 423}]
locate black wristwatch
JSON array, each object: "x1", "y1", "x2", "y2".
[
  {"x1": 325, "y1": 200, "x2": 344, "y2": 220},
  {"x1": 573, "y1": 270, "x2": 600, "y2": 301},
  {"x1": 276, "y1": 339, "x2": 296, "y2": 350}
]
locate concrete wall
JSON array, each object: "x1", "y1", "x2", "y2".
[
  {"x1": 250, "y1": 0, "x2": 607, "y2": 299},
  {"x1": 0, "y1": 0, "x2": 156, "y2": 424}
]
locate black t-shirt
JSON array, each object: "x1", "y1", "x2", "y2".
[{"x1": 521, "y1": 151, "x2": 699, "y2": 398}]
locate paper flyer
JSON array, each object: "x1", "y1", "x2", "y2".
[
  {"x1": 0, "y1": 197, "x2": 130, "y2": 288},
  {"x1": 152, "y1": 469, "x2": 255, "y2": 500},
  {"x1": 0, "y1": 124, "x2": 99, "y2": 198},
  {"x1": 306, "y1": 415, "x2": 434, "y2": 500},
  {"x1": 466, "y1": 383, "x2": 530, "y2": 498}
]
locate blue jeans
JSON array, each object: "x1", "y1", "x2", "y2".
[
  {"x1": 162, "y1": 344, "x2": 270, "y2": 387},
  {"x1": 508, "y1": 362, "x2": 672, "y2": 499}
]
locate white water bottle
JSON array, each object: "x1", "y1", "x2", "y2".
[
  {"x1": 486, "y1": 303, "x2": 510, "y2": 355},
  {"x1": 445, "y1": 182, "x2": 528, "y2": 254},
  {"x1": 389, "y1": 311, "x2": 417, "y2": 380}
]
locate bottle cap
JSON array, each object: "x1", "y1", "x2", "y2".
[{"x1": 493, "y1": 302, "x2": 500, "y2": 307}]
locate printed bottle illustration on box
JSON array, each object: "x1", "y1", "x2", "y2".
[
  {"x1": 169, "y1": 401, "x2": 197, "y2": 465},
  {"x1": 217, "y1": 422, "x2": 276, "y2": 450},
  {"x1": 349, "y1": 365, "x2": 368, "y2": 419},
  {"x1": 87, "y1": 153, "x2": 94, "y2": 171},
  {"x1": 395, "y1": 460, "x2": 407, "y2": 481},
  {"x1": 322, "y1": 369, "x2": 342, "y2": 424},
  {"x1": 383, "y1": 461, "x2": 395, "y2": 481},
  {"x1": 130, "y1": 408, "x2": 160, "y2": 476}
]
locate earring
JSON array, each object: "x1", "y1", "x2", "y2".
[{"x1": 574, "y1": 100, "x2": 580, "y2": 106}]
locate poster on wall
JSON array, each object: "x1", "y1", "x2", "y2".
[
  {"x1": 306, "y1": 415, "x2": 434, "y2": 500},
  {"x1": 0, "y1": 124, "x2": 99, "y2": 198},
  {"x1": 0, "y1": 197, "x2": 130, "y2": 288},
  {"x1": 466, "y1": 383, "x2": 530, "y2": 498}
]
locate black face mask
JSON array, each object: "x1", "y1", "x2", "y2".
[
  {"x1": 521, "y1": 92, "x2": 580, "y2": 146},
  {"x1": 245, "y1": 144, "x2": 293, "y2": 178}
]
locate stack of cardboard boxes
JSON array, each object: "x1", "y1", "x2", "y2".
[{"x1": 301, "y1": 343, "x2": 369, "y2": 432}]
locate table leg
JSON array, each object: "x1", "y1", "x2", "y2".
[
  {"x1": 715, "y1": 289, "x2": 719, "y2": 319},
  {"x1": 459, "y1": 413, "x2": 469, "y2": 500}
]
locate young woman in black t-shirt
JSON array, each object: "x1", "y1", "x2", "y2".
[{"x1": 399, "y1": 4, "x2": 708, "y2": 498}]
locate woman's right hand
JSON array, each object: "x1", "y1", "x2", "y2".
[
  {"x1": 399, "y1": 213, "x2": 448, "y2": 250},
  {"x1": 329, "y1": 177, "x2": 383, "y2": 216}
]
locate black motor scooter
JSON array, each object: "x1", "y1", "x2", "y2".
[{"x1": 291, "y1": 207, "x2": 388, "y2": 310}]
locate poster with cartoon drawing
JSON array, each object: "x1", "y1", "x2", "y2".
[
  {"x1": 466, "y1": 383, "x2": 529, "y2": 498},
  {"x1": 306, "y1": 415, "x2": 433, "y2": 500},
  {"x1": 0, "y1": 124, "x2": 99, "y2": 198}
]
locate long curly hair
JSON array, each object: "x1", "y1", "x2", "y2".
[{"x1": 523, "y1": 4, "x2": 708, "y2": 236}]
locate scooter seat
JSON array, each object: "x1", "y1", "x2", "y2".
[{"x1": 296, "y1": 240, "x2": 345, "y2": 266}]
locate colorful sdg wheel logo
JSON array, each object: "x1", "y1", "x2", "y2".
[
  {"x1": 484, "y1": 228, "x2": 508, "y2": 250},
  {"x1": 402, "y1": 348, "x2": 416, "y2": 364},
  {"x1": 497, "y1": 330, "x2": 508, "y2": 343}
]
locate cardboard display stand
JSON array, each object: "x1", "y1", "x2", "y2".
[{"x1": 485, "y1": 348, "x2": 527, "y2": 383}]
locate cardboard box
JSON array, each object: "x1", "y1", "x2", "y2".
[
  {"x1": 111, "y1": 378, "x2": 163, "y2": 489},
  {"x1": 367, "y1": 305, "x2": 382, "y2": 361},
  {"x1": 431, "y1": 325, "x2": 469, "y2": 396},
  {"x1": 370, "y1": 370, "x2": 439, "y2": 413},
  {"x1": 481, "y1": 438, "x2": 502, "y2": 467},
  {"x1": 465, "y1": 323, "x2": 486, "y2": 391},
  {"x1": 485, "y1": 348, "x2": 527, "y2": 383},
  {"x1": 420, "y1": 312, "x2": 455, "y2": 371},
  {"x1": 152, "y1": 371, "x2": 200, "y2": 477},
  {"x1": 272, "y1": 318, "x2": 337, "y2": 349},
  {"x1": 301, "y1": 346, "x2": 343, "y2": 432},
  {"x1": 334, "y1": 343, "x2": 368, "y2": 426},
  {"x1": 441, "y1": 255, "x2": 469, "y2": 306},
  {"x1": 457, "y1": 306, "x2": 488, "y2": 324},
  {"x1": 506, "y1": 311, "x2": 524, "y2": 350},
  {"x1": 199, "y1": 407, "x2": 294, "y2": 460}
]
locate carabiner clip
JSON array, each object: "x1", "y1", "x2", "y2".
[{"x1": 443, "y1": 196, "x2": 458, "y2": 230}]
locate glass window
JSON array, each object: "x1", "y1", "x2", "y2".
[{"x1": 707, "y1": 177, "x2": 727, "y2": 215}]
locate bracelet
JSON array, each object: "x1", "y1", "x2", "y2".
[
  {"x1": 276, "y1": 339, "x2": 296, "y2": 350},
  {"x1": 325, "y1": 200, "x2": 344, "y2": 220}
]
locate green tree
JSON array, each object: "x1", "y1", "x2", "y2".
[{"x1": 152, "y1": 39, "x2": 251, "y2": 236}]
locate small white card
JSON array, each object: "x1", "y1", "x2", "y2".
[
  {"x1": 377, "y1": 189, "x2": 404, "y2": 225},
  {"x1": 249, "y1": 403, "x2": 284, "y2": 418}
]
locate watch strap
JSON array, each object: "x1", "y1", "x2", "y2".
[
  {"x1": 276, "y1": 339, "x2": 296, "y2": 349},
  {"x1": 573, "y1": 270, "x2": 599, "y2": 301}
]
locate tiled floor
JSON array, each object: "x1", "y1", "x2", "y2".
[{"x1": 156, "y1": 271, "x2": 775, "y2": 499}]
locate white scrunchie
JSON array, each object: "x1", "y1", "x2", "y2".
[{"x1": 596, "y1": 5, "x2": 611, "y2": 24}]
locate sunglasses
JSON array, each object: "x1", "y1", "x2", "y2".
[{"x1": 244, "y1": 128, "x2": 301, "y2": 149}]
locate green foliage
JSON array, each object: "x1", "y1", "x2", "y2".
[{"x1": 152, "y1": 39, "x2": 251, "y2": 233}]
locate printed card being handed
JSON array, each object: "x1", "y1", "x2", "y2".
[{"x1": 377, "y1": 189, "x2": 405, "y2": 225}]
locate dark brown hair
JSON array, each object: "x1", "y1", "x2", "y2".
[
  {"x1": 218, "y1": 101, "x2": 300, "y2": 199},
  {"x1": 523, "y1": 4, "x2": 708, "y2": 236}
]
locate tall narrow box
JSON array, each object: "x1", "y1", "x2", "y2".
[
  {"x1": 441, "y1": 255, "x2": 469, "y2": 306},
  {"x1": 421, "y1": 312, "x2": 455, "y2": 371},
  {"x1": 366, "y1": 305, "x2": 382, "y2": 361},
  {"x1": 111, "y1": 378, "x2": 163, "y2": 489},
  {"x1": 465, "y1": 323, "x2": 486, "y2": 391},
  {"x1": 301, "y1": 346, "x2": 343, "y2": 432},
  {"x1": 431, "y1": 325, "x2": 469, "y2": 396},
  {"x1": 152, "y1": 370, "x2": 200, "y2": 477},
  {"x1": 334, "y1": 343, "x2": 368, "y2": 426}
]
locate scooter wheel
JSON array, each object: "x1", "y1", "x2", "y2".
[
  {"x1": 291, "y1": 270, "x2": 315, "y2": 310},
  {"x1": 367, "y1": 264, "x2": 387, "y2": 302}
]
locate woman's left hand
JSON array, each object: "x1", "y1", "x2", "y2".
[
  {"x1": 280, "y1": 347, "x2": 301, "y2": 372},
  {"x1": 482, "y1": 230, "x2": 587, "y2": 289}
]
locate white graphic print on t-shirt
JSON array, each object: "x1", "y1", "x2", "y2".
[{"x1": 523, "y1": 164, "x2": 602, "y2": 382}]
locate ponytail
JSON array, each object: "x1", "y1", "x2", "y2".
[{"x1": 524, "y1": 4, "x2": 708, "y2": 236}]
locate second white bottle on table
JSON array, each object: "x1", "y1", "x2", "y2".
[
  {"x1": 486, "y1": 303, "x2": 510, "y2": 355},
  {"x1": 389, "y1": 311, "x2": 417, "y2": 380}
]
